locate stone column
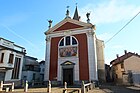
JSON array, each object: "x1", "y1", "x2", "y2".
[
  {"x1": 0, "y1": 81, "x2": 3, "y2": 91},
  {"x1": 44, "y1": 36, "x2": 51, "y2": 81},
  {"x1": 63, "y1": 82, "x2": 68, "y2": 93},
  {"x1": 11, "y1": 82, "x2": 14, "y2": 92},
  {"x1": 24, "y1": 80, "x2": 28, "y2": 92},
  {"x1": 81, "y1": 81, "x2": 85, "y2": 93},
  {"x1": 86, "y1": 30, "x2": 98, "y2": 81},
  {"x1": 47, "y1": 80, "x2": 51, "y2": 93}
]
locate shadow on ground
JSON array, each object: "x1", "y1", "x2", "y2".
[{"x1": 100, "y1": 83, "x2": 140, "y2": 93}]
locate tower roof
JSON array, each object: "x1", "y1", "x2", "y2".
[{"x1": 73, "y1": 6, "x2": 79, "y2": 21}]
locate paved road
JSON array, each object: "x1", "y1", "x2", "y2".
[{"x1": 99, "y1": 84, "x2": 140, "y2": 93}]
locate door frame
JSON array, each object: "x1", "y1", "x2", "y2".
[
  {"x1": 63, "y1": 68, "x2": 74, "y2": 85},
  {"x1": 61, "y1": 61, "x2": 75, "y2": 85}
]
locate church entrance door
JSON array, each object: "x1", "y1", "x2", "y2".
[{"x1": 63, "y1": 68, "x2": 73, "y2": 85}]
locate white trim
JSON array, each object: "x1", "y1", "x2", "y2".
[
  {"x1": 58, "y1": 36, "x2": 79, "y2": 58},
  {"x1": 44, "y1": 37, "x2": 51, "y2": 81},
  {"x1": 46, "y1": 28, "x2": 92, "y2": 38},
  {"x1": 58, "y1": 36, "x2": 78, "y2": 46},
  {"x1": 45, "y1": 18, "x2": 93, "y2": 34},
  {"x1": 86, "y1": 30, "x2": 98, "y2": 81},
  {"x1": 57, "y1": 57, "x2": 79, "y2": 81},
  {"x1": 18, "y1": 56, "x2": 24, "y2": 80},
  {"x1": 57, "y1": 36, "x2": 79, "y2": 82}
]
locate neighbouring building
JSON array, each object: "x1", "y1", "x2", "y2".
[
  {"x1": 39, "y1": 60, "x2": 45, "y2": 81},
  {"x1": 0, "y1": 37, "x2": 26, "y2": 84},
  {"x1": 44, "y1": 6, "x2": 105, "y2": 85},
  {"x1": 105, "y1": 64, "x2": 111, "y2": 82},
  {"x1": 22, "y1": 56, "x2": 40, "y2": 83},
  {"x1": 110, "y1": 50, "x2": 140, "y2": 85}
]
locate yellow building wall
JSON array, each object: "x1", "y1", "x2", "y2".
[
  {"x1": 114, "y1": 55, "x2": 140, "y2": 85},
  {"x1": 115, "y1": 64, "x2": 123, "y2": 79}
]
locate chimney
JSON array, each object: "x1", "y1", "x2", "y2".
[{"x1": 124, "y1": 50, "x2": 127, "y2": 54}]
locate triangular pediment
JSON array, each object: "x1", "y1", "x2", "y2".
[
  {"x1": 54, "y1": 22, "x2": 83, "y2": 31},
  {"x1": 61, "y1": 61, "x2": 75, "y2": 66},
  {"x1": 45, "y1": 18, "x2": 93, "y2": 34}
]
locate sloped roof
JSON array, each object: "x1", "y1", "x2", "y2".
[
  {"x1": 110, "y1": 52, "x2": 140, "y2": 65},
  {"x1": 39, "y1": 60, "x2": 45, "y2": 64}
]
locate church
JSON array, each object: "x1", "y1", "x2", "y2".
[{"x1": 44, "y1": 6, "x2": 105, "y2": 85}]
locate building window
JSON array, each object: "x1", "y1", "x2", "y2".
[
  {"x1": 59, "y1": 36, "x2": 78, "y2": 57},
  {"x1": 116, "y1": 74, "x2": 118, "y2": 79},
  {"x1": 66, "y1": 36, "x2": 70, "y2": 45},
  {"x1": 72, "y1": 37, "x2": 77, "y2": 45},
  {"x1": 42, "y1": 68, "x2": 44, "y2": 72},
  {"x1": 59, "y1": 36, "x2": 78, "y2": 46},
  {"x1": 32, "y1": 73, "x2": 35, "y2": 80},
  {"x1": 8, "y1": 54, "x2": 14, "y2": 64},
  {"x1": 0, "y1": 53, "x2": 4, "y2": 63},
  {"x1": 12, "y1": 57, "x2": 21, "y2": 79},
  {"x1": 59, "y1": 38, "x2": 64, "y2": 46}
]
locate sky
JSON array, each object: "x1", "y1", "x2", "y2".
[{"x1": 0, "y1": 0, "x2": 140, "y2": 64}]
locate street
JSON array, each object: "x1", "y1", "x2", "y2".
[{"x1": 99, "y1": 83, "x2": 140, "y2": 93}]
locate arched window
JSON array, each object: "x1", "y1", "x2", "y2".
[
  {"x1": 59, "y1": 36, "x2": 77, "y2": 46},
  {"x1": 59, "y1": 36, "x2": 78, "y2": 57}
]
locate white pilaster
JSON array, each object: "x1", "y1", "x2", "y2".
[
  {"x1": 87, "y1": 30, "x2": 98, "y2": 81},
  {"x1": 57, "y1": 61, "x2": 61, "y2": 81},
  {"x1": 44, "y1": 36, "x2": 51, "y2": 81},
  {"x1": 74, "y1": 60, "x2": 79, "y2": 81},
  {"x1": 18, "y1": 55, "x2": 24, "y2": 80}
]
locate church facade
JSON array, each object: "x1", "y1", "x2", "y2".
[{"x1": 44, "y1": 7, "x2": 105, "y2": 85}]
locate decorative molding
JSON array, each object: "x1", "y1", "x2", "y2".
[
  {"x1": 44, "y1": 39, "x2": 51, "y2": 81},
  {"x1": 46, "y1": 36, "x2": 51, "y2": 42},
  {"x1": 57, "y1": 57, "x2": 79, "y2": 81},
  {"x1": 45, "y1": 18, "x2": 93, "y2": 34},
  {"x1": 87, "y1": 30, "x2": 95, "y2": 36},
  {"x1": 63, "y1": 30, "x2": 72, "y2": 36},
  {"x1": 46, "y1": 28, "x2": 92, "y2": 38},
  {"x1": 86, "y1": 30, "x2": 98, "y2": 81}
]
